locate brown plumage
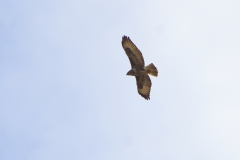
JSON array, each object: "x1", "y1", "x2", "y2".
[{"x1": 122, "y1": 36, "x2": 158, "y2": 100}]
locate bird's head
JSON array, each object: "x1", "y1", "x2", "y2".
[{"x1": 126, "y1": 69, "x2": 135, "y2": 76}]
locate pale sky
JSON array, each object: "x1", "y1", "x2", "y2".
[{"x1": 1, "y1": 0, "x2": 240, "y2": 160}]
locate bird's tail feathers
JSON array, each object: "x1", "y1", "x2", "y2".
[{"x1": 145, "y1": 63, "x2": 158, "y2": 77}]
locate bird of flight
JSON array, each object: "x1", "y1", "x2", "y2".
[{"x1": 122, "y1": 36, "x2": 158, "y2": 100}]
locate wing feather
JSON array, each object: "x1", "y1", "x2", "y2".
[
  {"x1": 122, "y1": 36, "x2": 145, "y2": 68},
  {"x1": 136, "y1": 75, "x2": 152, "y2": 100}
]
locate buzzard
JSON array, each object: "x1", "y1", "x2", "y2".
[{"x1": 122, "y1": 36, "x2": 158, "y2": 100}]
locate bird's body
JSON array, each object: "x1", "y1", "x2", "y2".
[
  {"x1": 126, "y1": 67, "x2": 145, "y2": 76},
  {"x1": 121, "y1": 36, "x2": 158, "y2": 100}
]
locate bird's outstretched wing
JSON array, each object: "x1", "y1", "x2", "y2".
[
  {"x1": 136, "y1": 75, "x2": 152, "y2": 100},
  {"x1": 122, "y1": 36, "x2": 145, "y2": 68}
]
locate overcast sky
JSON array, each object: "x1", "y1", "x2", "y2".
[{"x1": 1, "y1": 0, "x2": 240, "y2": 160}]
